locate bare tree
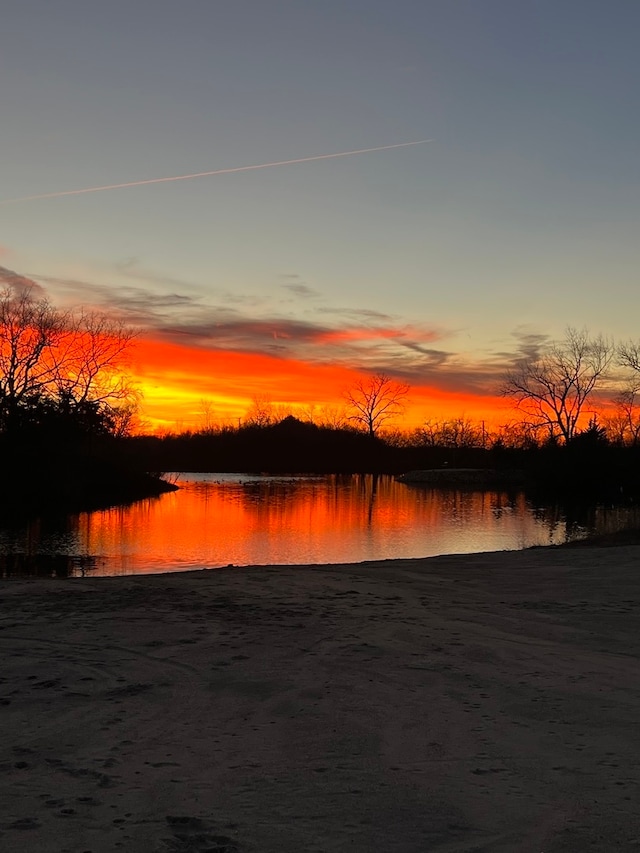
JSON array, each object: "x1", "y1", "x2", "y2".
[
  {"x1": 0, "y1": 286, "x2": 138, "y2": 433},
  {"x1": 316, "y1": 404, "x2": 349, "y2": 430},
  {"x1": 416, "y1": 416, "x2": 485, "y2": 449},
  {"x1": 619, "y1": 340, "x2": 640, "y2": 373},
  {"x1": 243, "y1": 394, "x2": 275, "y2": 427},
  {"x1": 0, "y1": 287, "x2": 64, "y2": 424},
  {"x1": 344, "y1": 372, "x2": 410, "y2": 437},
  {"x1": 197, "y1": 398, "x2": 218, "y2": 434},
  {"x1": 493, "y1": 420, "x2": 544, "y2": 449},
  {"x1": 601, "y1": 340, "x2": 640, "y2": 445},
  {"x1": 108, "y1": 402, "x2": 141, "y2": 438},
  {"x1": 502, "y1": 327, "x2": 615, "y2": 443},
  {"x1": 50, "y1": 310, "x2": 137, "y2": 409},
  {"x1": 602, "y1": 377, "x2": 640, "y2": 446}
]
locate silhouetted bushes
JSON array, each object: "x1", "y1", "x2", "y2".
[
  {"x1": 124, "y1": 419, "x2": 398, "y2": 474},
  {"x1": 0, "y1": 429, "x2": 176, "y2": 518}
]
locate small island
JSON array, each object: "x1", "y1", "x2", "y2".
[{"x1": 396, "y1": 467, "x2": 526, "y2": 487}]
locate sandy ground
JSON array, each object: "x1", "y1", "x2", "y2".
[{"x1": 1, "y1": 545, "x2": 640, "y2": 853}]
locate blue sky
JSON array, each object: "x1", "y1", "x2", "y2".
[{"x1": 1, "y1": 0, "x2": 639, "y2": 425}]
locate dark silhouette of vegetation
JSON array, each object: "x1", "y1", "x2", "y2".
[
  {"x1": 414, "y1": 416, "x2": 487, "y2": 449},
  {"x1": 0, "y1": 286, "x2": 138, "y2": 436},
  {"x1": 502, "y1": 327, "x2": 615, "y2": 443},
  {"x1": 0, "y1": 287, "x2": 172, "y2": 516},
  {"x1": 344, "y1": 372, "x2": 410, "y2": 437},
  {"x1": 124, "y1": 417, "x2": 399, "y2": 476}
]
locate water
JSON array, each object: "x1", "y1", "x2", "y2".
[{"x1": 1, "y1": 473, "x2": 638, "y2": 577}]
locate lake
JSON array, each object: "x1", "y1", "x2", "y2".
[{"x1": 1, "y1": 473, "x2": 638, "y2": 577}]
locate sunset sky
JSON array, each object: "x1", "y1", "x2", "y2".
[{"x1": 1, "y1": 1, "x2": 639, "y2": 431}]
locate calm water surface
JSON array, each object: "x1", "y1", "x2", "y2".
[{"x1": 1, "y1": 473, "x2": 638, "y2": 577}]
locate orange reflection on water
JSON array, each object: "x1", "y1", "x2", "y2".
[{"x1": 73, "y1": 475, "x2": 570, "y2": 576}]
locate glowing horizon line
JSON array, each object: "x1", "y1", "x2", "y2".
[{"x1": 0, "y1": 140, "x2": 432, "y2": 204}]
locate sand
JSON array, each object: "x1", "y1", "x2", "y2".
[{"x1": 1, "y1": 545, "x2": 640, "y2": 852}]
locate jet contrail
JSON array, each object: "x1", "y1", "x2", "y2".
[{"x1": 0, "y1": 140, "x2": 431, "y2": 204}]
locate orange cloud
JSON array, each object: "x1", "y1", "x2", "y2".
[{"x1": 316, "y1": 327, "x2": 406, "y2": 343}]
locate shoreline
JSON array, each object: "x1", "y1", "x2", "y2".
[{"x1": 2, "y1": 543, "x2": 640, "y2": 851}]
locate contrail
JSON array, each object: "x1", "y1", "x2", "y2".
[{"x1": 0, "y1": 140, "x2": 431, "y2": 204}]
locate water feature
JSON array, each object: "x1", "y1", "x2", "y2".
[{"x1": 1, "y1": 473, "x2": 638, "y2": 577}]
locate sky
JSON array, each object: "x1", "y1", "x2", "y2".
[{"x1": 1, "y1": 0, "x2": 639, "y2": 432}]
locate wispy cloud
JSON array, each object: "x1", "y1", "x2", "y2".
[
  {"x1": 114, "y1": 257, "x2": 202, "y2": 292},
  {"x1": 14, "y1": 262, "x2": 533, "y2": 399},
  {"x1": 34, "y1": 275, "x2": 201, "y2": 324},
  {"x1": 0, "y1": 265, "x2": 47, "y2": 298},
  {"x1": 318, "y1": 306, "x2": 398, "y2": 323},
  {"x1": 277, "y1": 273, "x2": 322, "y2": 300},
  {"x1": 494, "y1": 327, "x2": 550, "y2": 362}
]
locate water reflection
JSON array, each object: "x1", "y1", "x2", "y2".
[{"x1": 1, "y1": 473, "x2": 639, "y2": 578}]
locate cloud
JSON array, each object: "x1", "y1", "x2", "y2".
[
  {"x1": 113, "y1": 257, "x2": 208, "y2": 293},
  {"x1": 318, "y1": 306, "x2": 396, "y2": 322},
  {"x1": 30, "y1": 265, "x2": 454, "y2": 376},
  {"x1": 7, "y1": 261, "x2": 535, "y2": 400},
  {"x1": 0, "y1": 265, "x2": 47, "y2": 299},
  {"x1": 149, "y1": 314, "x2": 454, "y2": 368},
  {"x1": 495, "y1": 327, "x2": 550, "y2": 362},
  {"x1": 278, "y1": 273, "x2": 321, "y2": 300},
  {"x1": 282, "y1": 282, "x2": 320, "y2": 299},
  {"x1": 142, "y1": 312, "x2": 519, "y2": 398},
  {"x1": 33, "y1": 274, "x2": 200, "y2": 323}
]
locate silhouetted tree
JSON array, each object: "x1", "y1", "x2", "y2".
[
  {"x1": 493, "y1": 420, "x2": 542, "y2": 449},
  {"x1": 345, "y1": 372, "x2": 410, "y2": 437},
  {"x1": 0, "y1": 286, "x2": 137, "y2": 436},
  {"x1": 51, "y1": 308, "x2": 137, "y2": 412},
  {"x1": 619, "y1": 340, "x2": 640, "y2": 373},
  {"x1": 569, "y1": 416, "x2": 609, "y2": 449},
  {"x1": 417, "y1": 416, "x2": 485, "y2": 448},
  {"x1": 502, "y1": 327, "x2": 614, "y2": 443},
  {"x1": 0, "y1": 287, "x2": 62, "y2": 430},
  {"x1": 602, "y1": 379, "x2": 640, "y2": 446},
  {"x1": 197, "y1": 398, "x2": 219, "y2": 434},
  {"x1": 315, "y1": 404, "x2": 349, "y2": 430},
  {"x1": 243, "y1": 394, "x2": 275, "y2": 427}
]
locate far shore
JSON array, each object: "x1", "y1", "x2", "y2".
[{"x1": 2, "y1": 541, "x2": 640, "y2": 851}]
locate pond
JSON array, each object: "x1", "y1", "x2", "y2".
[{"x1": 1, "y1": 473, "x2": 638, "y2": 577}]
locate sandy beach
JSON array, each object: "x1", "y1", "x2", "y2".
[{"x1": 1, "y1": 544, "x2": 640, "y2": 852}]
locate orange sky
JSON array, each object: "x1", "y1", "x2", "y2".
[{"x1": 132, "y1": 335, "x2": 511, "y2": 434}]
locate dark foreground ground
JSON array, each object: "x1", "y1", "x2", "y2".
[{"x1": 1, "y1": 542, "x2": 640, "y2": 852}]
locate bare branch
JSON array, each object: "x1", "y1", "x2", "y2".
[
  {"x1": 501, "y1": 327, "x2": 615, "y2": 443},
  {"x1": 619, "y1": 341, "x2": 640, "y2": 373},
  {"x1": 344, "y1": 372, "x2": 410, "y2": 437},
  {"x1": 0, "y1": 287, "x2": 138, "y2": 434}
]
